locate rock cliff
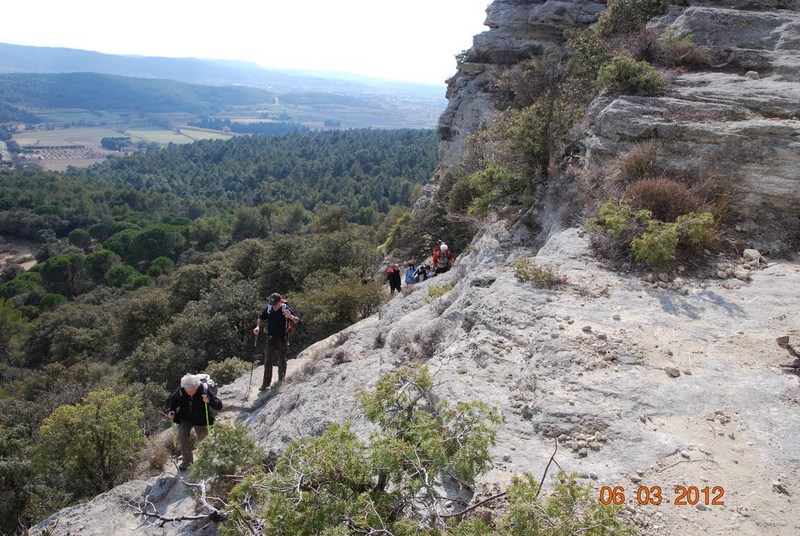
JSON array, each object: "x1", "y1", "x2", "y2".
[{"x1": 30, "y1": 1, "x2": 800, "y2": 535}]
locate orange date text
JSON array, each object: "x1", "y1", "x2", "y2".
[{"x1": 599, "y1": 485, "x2": 725, "y2": 506}]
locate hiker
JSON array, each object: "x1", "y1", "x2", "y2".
[
  {"x1": 415, "y1": 263, "x2": 429, "y2": 282},
  {"x1": 167, "y1": 373, "x2": 223, "y2": 470},
  {"x1": 433, "y1": 243, "x2": 454, "y2": 275},
  {"x1": 405, "y1": 262, "x2": 416, "y2": 285},
  {"x1": 387, "y1": 263, "x2": 402, "y2": 294},
  {"x1": 253, "y1": 292, "x2": 300, "y2": 391}
]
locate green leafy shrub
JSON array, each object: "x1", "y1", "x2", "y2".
[
  {"x1": 631, "y1": 220, "x2": 679, "y2": 266},
  {"x1": 467, "y1": 165, "x2": 529, "y2": 218},
  {"x1": 513, "y1": 259, "x2": 566, "y2": 288},
  {"x1": 588, "y1": 200, "x2": 652, "y2": 238},
  {"x1": 597, "y1": 56, "x2": 664, "y2": 95},
  {"x1": 596, "y1": 0, "x2": 669, "y2": 37},
  {"x1": 223, "y1": 365, "x2": 500, "y2": 535},
  {"x1": 33, "y1": 389, "x2": 144, "y2": 498},
  {"x1": 497, "y1": 472, "x2": 637, "y2": 535},
  {"x1": 192, "y1": 422, "x2": 264, "y2": 485},
  {"x1": 39, "y1": 293, "x2": 69, "y2": 310},
  {"x1": 676, "y1": 212, "x2": 716, "y2": 248}
]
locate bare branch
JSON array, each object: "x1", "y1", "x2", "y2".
[
  {"x1": 536, "y1": 437, "x2": 559, "y2": 498},
  {"x1": 438, "y1": 489, "x2": 509, "y2": 519}
]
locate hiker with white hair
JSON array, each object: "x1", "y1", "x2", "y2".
[
  {"x1": 433, "y1": 242, "x2": 454, "y2": 275},
  {"x1": 167, "y1": 373, "x2": 223, "y2": 470}
]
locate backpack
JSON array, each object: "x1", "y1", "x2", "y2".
[{"x1": 196, "y1": 373, "x2": 219, "y2": 397}]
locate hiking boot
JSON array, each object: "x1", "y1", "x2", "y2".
[
  {"x1": 179, "y1": 464, "x2": 190, "y2": 471},
  {"x1": 258, "y1": 385, "x2": 267, "y2": 392}
]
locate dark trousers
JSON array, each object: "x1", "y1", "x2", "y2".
[{"x1": 262, "y1": 335, "x2": 288, "y2": 388}]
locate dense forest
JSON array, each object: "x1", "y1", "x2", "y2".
[{"x1": 0, "y1": 127, "x2": 476, "y2": 532}]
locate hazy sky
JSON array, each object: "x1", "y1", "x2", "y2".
[{"x1": 2, "y1": 0, "x2": 491, "y2": 85}]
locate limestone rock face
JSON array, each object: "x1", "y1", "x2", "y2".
[
  {"x1": 436, "y1": 0, "x2": 800, "y2": 252},
  {"x1": 437, "y1": 0, "x2": 605, "y2": 175}
]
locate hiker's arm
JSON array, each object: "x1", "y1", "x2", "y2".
[
  {"x1": 253, "y1": 306, "x2": 268, "y2": 335},
  {"x1": 167, "y1": 391, "x2": 179, "y2": 419},
  {"x1": 283, "y1": 308, "x2": 299, "y2": 324}
]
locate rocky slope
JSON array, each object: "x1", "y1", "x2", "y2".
[{"x1": 30, "y1": 1, "x2": 800, "y2": 535}]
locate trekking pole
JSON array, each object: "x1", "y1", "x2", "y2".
[
  {"x1": 205, "y1": 400, "x2": 212, "y2": 435},
  {"x1": 171, "y1": 419, "x2": 177, "y2": 449}
]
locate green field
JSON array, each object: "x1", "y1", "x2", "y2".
[{"x1": 14, "y1": 126, "x2": 127, "y2": 147}]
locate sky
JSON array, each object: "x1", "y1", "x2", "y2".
[{"x1": 2, "y1": 0, "x2": 491, "y2": 86}]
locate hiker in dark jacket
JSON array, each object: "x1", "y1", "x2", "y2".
[
  {"x1": 253, "y1": 292, "x2": 300, "y2": 391},
  {"x1": 167, "y1": 373, "x2": 223, "y2": 470},
  {"x1": 387, "y1": 263, "x2": 402, "y2": 294}
]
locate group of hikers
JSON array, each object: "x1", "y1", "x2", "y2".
[
  {"x1": 167, "y1": 242, "x2": 455, "y2": 470},
  {"x1": 386, "y1": 242, "x2": 455, "y2": 294}
]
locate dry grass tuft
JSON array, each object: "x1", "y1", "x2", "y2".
[
  {"x1": 624, "y1": 177, "x2": 704, "y2": 222},
  {"x1": 614, "y1": 141, "x2": 659, "y2": 185}
]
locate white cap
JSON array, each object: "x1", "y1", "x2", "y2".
[{"x1": 440, "y1": 243, "x2": 448, "y2": 252}]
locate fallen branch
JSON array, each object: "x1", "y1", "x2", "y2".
[
  {"x1": 125, "y1": 478, "x2": 226, "y2": 527},
  {"x1": 438, "y1": 490, "x2": 509, "y2": 519},
  {"x1": 536, "y1": 437, "x2": 559, "y2": 499}
]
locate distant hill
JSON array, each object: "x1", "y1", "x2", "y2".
[
  {"x1": 0, "y1": 42, "x2": 444, "y2": 103},
  {"x1": 0, "y1": 72, "x2": 277, "y2": 114},
  {"x1": 0, "y1": 43, "x2": 445, "y2": 128}
]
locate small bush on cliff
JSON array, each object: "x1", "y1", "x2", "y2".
[
  {"x1": 597, "y1": 56, "x2": 664, "y2": 95},
  {"x1": 596, "y1": 0, "x2": 670, "y2": 37},
  {"x1": 513, "y1": 259, "x2": 567, "y2": 288},
  {"x1": 624, "y1": 177, "x2": 704, "y2": 222},
  {"x1": 589, "y1": 200, "x2": 715, "y2": 267}
]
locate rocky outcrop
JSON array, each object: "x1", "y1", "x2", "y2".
[
  {"x1": 436, "y1": 0, "x2": 800, "y2": 253},
  {"x1": 437, "y1": 0, "x2": 605, "y2": 174}
]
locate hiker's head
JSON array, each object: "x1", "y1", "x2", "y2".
[
  {"x1": 270, "y1": 292, "x2": 283, "y2": 307},
  {"x1": 440, "y1": 243, "x2": 448, "y2": 253},
  {"x1": 181, "y1": 374, "x2": 201, "y2": 396}
]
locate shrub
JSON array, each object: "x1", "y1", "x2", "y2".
[
  {"x1": 513, "y1": 259, "x2": 566, "y2": 288},
  {"x1": 192, "y1": 422, "x2": 264, "y2": 486},
  {"x1": 223, "y1": 365, "x2": 500, "y2": 535},
  {"x1": 596, "y1": 0, "x2": 670, "y2": 37},
  {"x1": 625, "y1": 177, "x2": 703, "y2": 222},
  {"x1": 467, "y1": 165, "x2": 529, "y2": 218},
  {"x1": 614, "y1": 142, "x2": 659, "y2": 184},
  {"x1": 657, "y1": 29, "x2": 712, "y2": 69},
  {"x1": 631, "y1": 220, "x2": 679, "y2": 266},
  {"x1": 597, "y1": 56, "x2": 664, "y2": 95},
  {"x1": 496, "y1": 472, "x2": 637, "y2": 535},
  {"x1": 588, "y1": 200, "x2": 652, "y2": 238},
  {"x1": 564, "y1": 27, "x2": 615, "y2": 86},
  {"x1": 677, "y1": 212, "x2": 716, "y2": 249},
  {"x1": 33, "y1": 389, "x2": 144, "y2": 497},
  {"x1": 39, "y1": 293, "x2": 69, "y2": 310}
]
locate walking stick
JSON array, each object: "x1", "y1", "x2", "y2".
[
  {"x1": 205, "y1": 400, "x2": 212, "y2": 435},
  {"x1": 244, "y1": 334, "x2": 257, "y2": 401}
]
